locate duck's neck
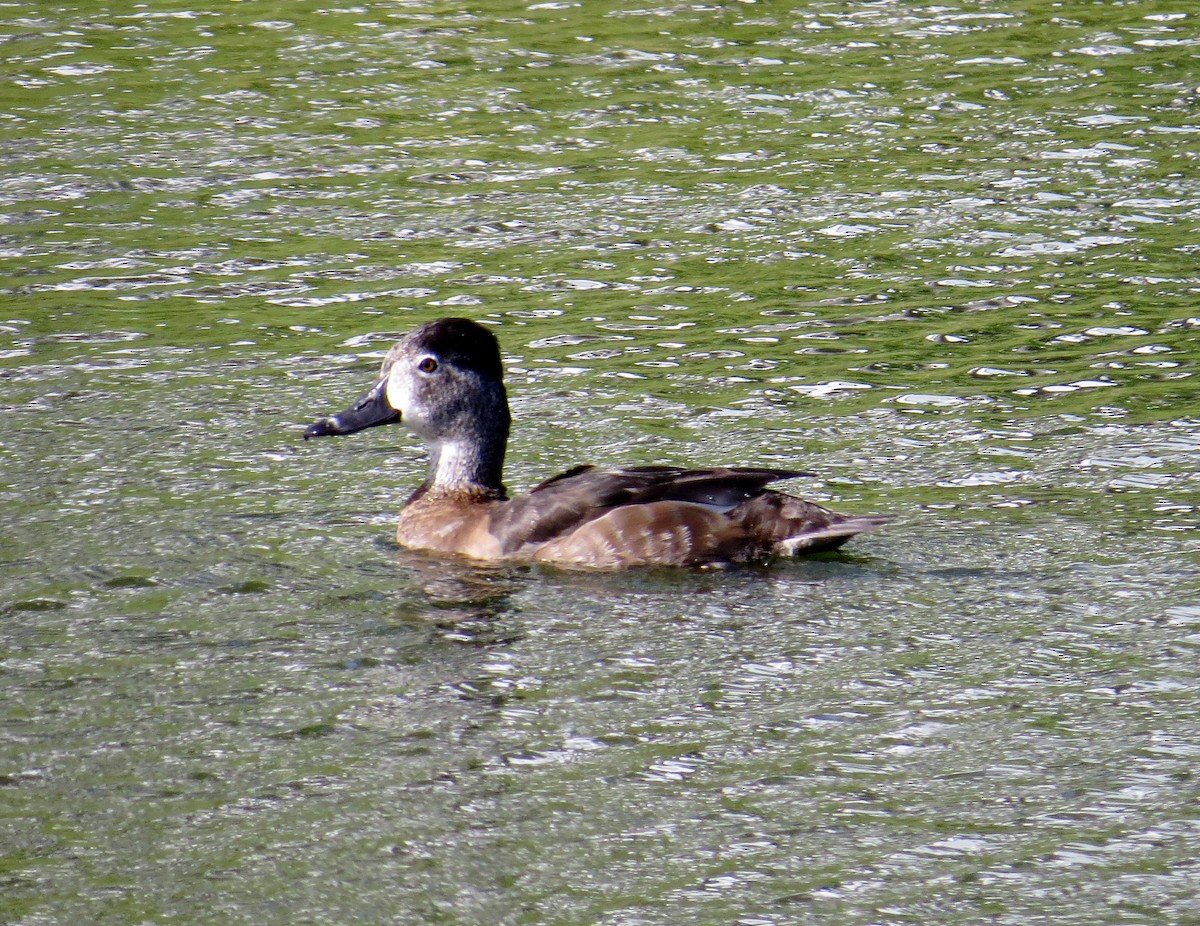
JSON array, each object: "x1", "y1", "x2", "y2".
[
  {"x1": 421, "y1": 438, "x2": 506, "y2": 500},
  {"x1": 404, "y1": 376, "x2": 511, "y2": 504},
  {"x1": 411, "y1": 401, "x2": 510, "y2": 502}
]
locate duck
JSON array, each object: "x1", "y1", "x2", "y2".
[{"x1": 304, "y1": 317, "x2": 888, "y2": 568}]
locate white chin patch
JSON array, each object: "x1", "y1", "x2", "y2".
[
  {"x1": 386, "y1": 374, "x2": 411, "y2": 416},
  {"x1": 387, "y1": 373, "x2": 430, "y2": 435}
]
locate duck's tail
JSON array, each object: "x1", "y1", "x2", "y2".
[
  {"x1": 732, "y1": 491, "x2": 890, "y2": 556},
  {"x1": 774, "y1": 513, "x2": 891, "y2": 555}
]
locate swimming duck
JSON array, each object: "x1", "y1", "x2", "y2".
[{"x1": 305, "y1": 317, "x2": 887, "y2": 568}]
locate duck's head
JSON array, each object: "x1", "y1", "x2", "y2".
[{"x1": 304, "y1": 318, "x2": 511, "y2": 452}]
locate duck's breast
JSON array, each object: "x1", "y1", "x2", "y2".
[{"x1": 396, "y1": 496, "x2": 505, "y2": 559}]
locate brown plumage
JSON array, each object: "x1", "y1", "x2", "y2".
[{"x1": 305, "y1": 318, "x2": 888, "y2": 568}]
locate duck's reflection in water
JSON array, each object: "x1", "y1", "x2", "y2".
[{"x1": 392, "y1": 547, "x2": 525, "y2": 645}]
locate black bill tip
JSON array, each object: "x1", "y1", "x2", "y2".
[
  {"x1": 304, "y1": 370, "x2": 401, "y2": 441},
  {"x1": 303, "y1": 408, "x2": 401, "y2": 440},
  {"x1": 304, "y1": 417, "x2": 345, "y2": 440}
]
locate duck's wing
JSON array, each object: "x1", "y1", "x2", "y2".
[{"x1": 489, "y1": 464, "x2": 809, "y2": 555}]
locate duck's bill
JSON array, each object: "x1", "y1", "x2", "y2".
[{"x1": 304, "y1": 377, "x2": 400, "y2": 439}]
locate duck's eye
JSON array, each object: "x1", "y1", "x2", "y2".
[{"x1": 417, "y1": 356, "x2": 439, "y2": 374}]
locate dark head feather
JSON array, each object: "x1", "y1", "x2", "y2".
[{"x1": 406, "y1": 317, "x2": 504, "y2": 381}]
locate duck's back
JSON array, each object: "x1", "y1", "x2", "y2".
[{"x1": 479, "y1": 465, "x2": 886, "y2": 568}]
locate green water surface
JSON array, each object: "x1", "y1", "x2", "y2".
[{"x1": 2, "y1": 2, "x2": 1199, "y2": 924}]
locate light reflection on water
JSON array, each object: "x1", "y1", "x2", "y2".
[{"x1": 2, "y1": 1, "x2": 1200, "y2": 924}]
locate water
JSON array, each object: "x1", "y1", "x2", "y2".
[{"x1": 2, "y1": 1, "x2": 1199, "y2": 923}]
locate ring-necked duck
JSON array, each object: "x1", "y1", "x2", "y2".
[{"x1": 305, "y1": 317, "x2": 887, "y2": 568}]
